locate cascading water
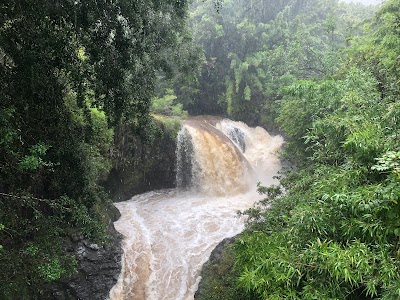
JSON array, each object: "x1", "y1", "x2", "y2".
[
  {"x1": 109, "y1": 116, "x2": 283, "y2": 300},
  {"x1": 176, "y1": 118, "x2": 253, "y2": 196}
]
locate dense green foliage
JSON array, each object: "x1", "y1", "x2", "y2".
[
  {"x1": 0, "y1": 1, "x2": 194, "y2": 298},
  {"x1": 198, "y1": 0, "x2": 400, "y2": 299},
  {"x1": 182, "y1": 0, "x2": 376, "y2": 127},
  {"x1": 3, "y1": 0, "x2": 399, "y2": 298}
]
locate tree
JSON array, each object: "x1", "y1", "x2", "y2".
[
  {"x1": 0, "y1": 1, "x2": 192, "y2": 298},
  {"x1": 184, "y1": 0, "x2": 376, "y2": 128}
]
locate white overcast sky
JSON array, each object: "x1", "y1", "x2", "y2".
[{"x1": 340, "y1": 0, "x2": 382, "y2": 5}]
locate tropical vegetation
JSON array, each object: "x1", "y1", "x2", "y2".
[
  {"x1": 0, "y1": 1, "x2": 195, "y2": 298},
  {"x1": 3, "y1": 0, "x2": 400, "y2": 299},
  {"x1": 196, "y1": 0, "x2": 400, "y2": 299}
]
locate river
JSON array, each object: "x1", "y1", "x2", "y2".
[{"x1": 108, "y1": 116, "x2": 283, "y2": 300}]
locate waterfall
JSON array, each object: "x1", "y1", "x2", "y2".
[
  {"x1": 109, "y1": 117, "x2": 283, "y2": 300},
  {"x1": 176, "y1": 118, "x2": 253, "y2": 196}
]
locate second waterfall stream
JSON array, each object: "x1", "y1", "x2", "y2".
[{"x1": 109, "y1": 116, "x2": 284, "y2": 300}]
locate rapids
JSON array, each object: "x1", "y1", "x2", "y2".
[{"x1": 108, "y1": 117, "x2": 283, "y2": 300}]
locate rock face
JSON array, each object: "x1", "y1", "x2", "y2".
[
  {"x1": 44, "y1": 224, "x2": 122, "y2": 300},
  {"x1": 194, "y1": 237, "x2": 235, "y2": 299},
  {"x1": 208, "y1": 237, "x2": 235, "y2": 262},
  {"x1": 103, "y1": 119, "x2": 177, "y2": 202}
]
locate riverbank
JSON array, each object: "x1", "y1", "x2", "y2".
[{"x1": 194, "y1": 236, "x2": 249, "y2": 300}]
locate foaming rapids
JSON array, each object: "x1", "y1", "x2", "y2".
[{"x1": 109, "y1": 117, "x2": 283, "y2": 300}]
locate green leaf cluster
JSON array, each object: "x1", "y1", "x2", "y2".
[{"x1": 151, "y1": 88, "x2": 189, "y2": 118}]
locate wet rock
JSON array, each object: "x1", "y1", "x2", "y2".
[
  {"x1": 44, "y1": 225, "x2": 122, "y2": 300},
  {"x1": 195, "y1": 236, "x2": 236, "y2": 299},
  {"x1": 85, "y1": 242, "x2": 100, "y2": 251},
  {"x1": 103, "y1": 119, "x2": 177, "y2": 202},
  {"x1": 208, "y1": 237, "x2": 235, "y2": 262}
]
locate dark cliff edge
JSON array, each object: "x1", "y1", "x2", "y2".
[
  {"x1": 194, "y1": 234, "x2": 250, "y2": 300},
  {"x1": 194, "y1": 236, "x2": 237, "y2": 299}
]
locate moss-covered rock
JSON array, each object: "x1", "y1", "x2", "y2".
[{"x1": 195, "y1": 237, "x2": 251, "y2": 300}]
